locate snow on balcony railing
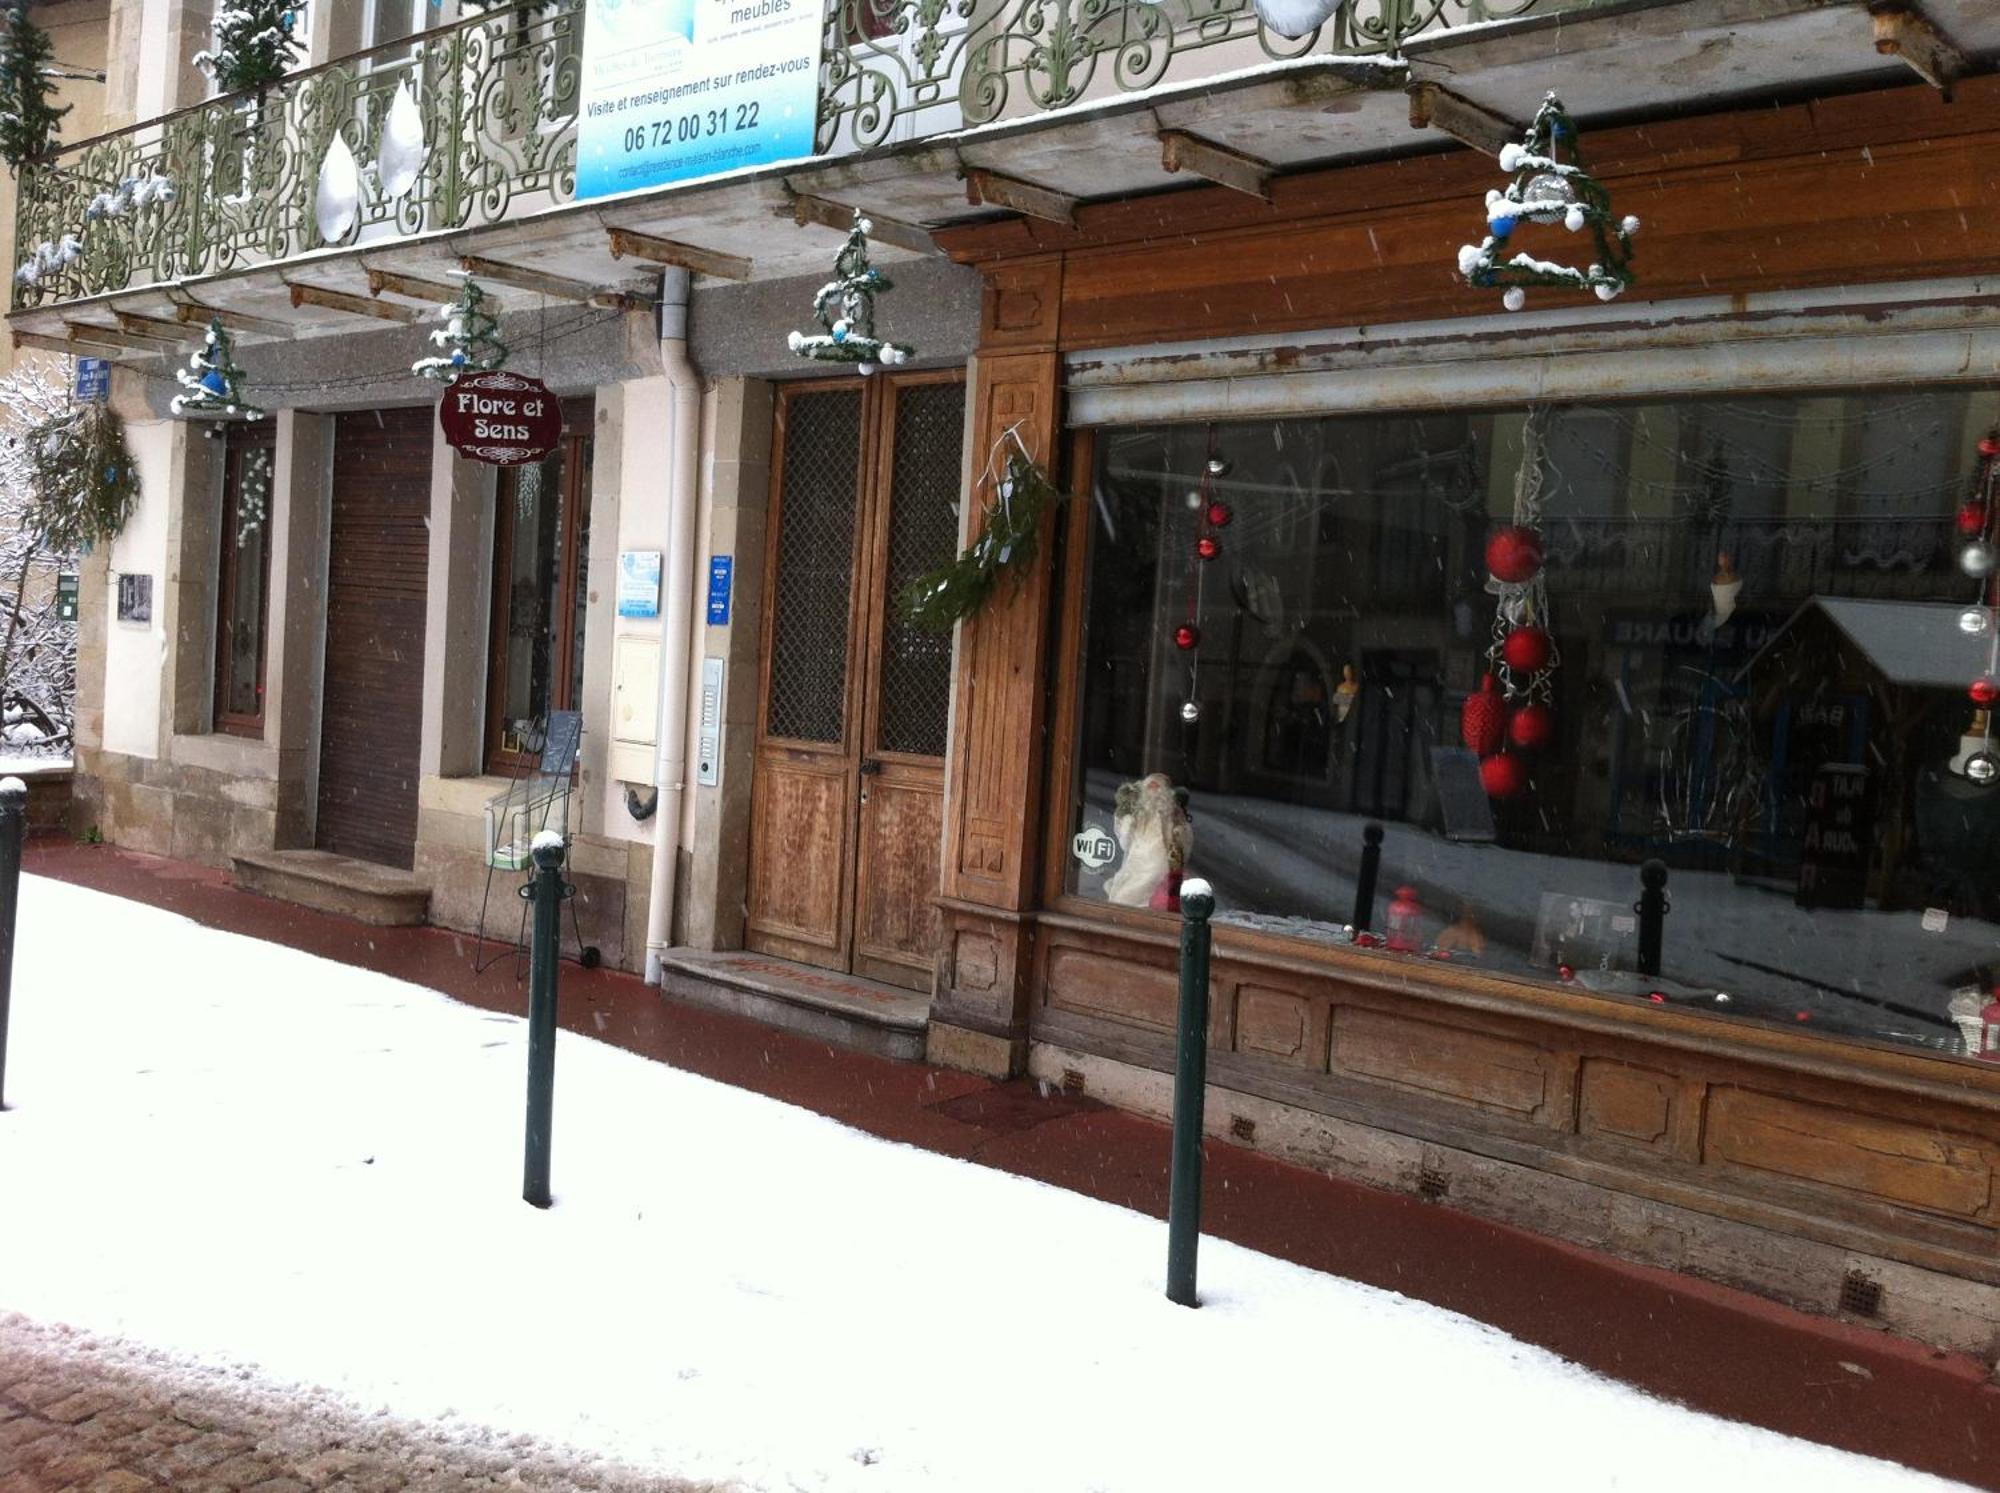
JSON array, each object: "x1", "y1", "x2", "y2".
[{"x1": 12, "y1": 0, "x2": 1552, "y2": 310}]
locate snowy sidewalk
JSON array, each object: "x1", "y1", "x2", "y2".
[{"x1": 0, "y1": 871, "x2": 1977, "y2": 1493}]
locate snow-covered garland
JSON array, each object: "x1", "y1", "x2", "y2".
[
  {"x1": 788, "y1": 210, "x2": 911, "y2": 375},
  {"x1": 15, "y1": 174, "x2": 176, "y2": 289},
  {"x1": 1457, "y1": 93, "x2": 1638, "y2": 312},
  {"x1": 194, "y1": 0, "x2": 300, "y2": 94}
]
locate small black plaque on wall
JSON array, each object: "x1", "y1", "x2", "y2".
[{"x1": 116, "y1": 573, "x2": 152, "y2": 624}]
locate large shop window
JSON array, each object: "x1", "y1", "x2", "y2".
[
  {"x1": 213, "y1": 420, "x2": 276, "y2": 737},
  {"x1": 486, "y1": 417, "x2": 593, "y2": 772},
  {"x1": 1067, "y1": 388, "x2": 2000, "y2": 1063}
]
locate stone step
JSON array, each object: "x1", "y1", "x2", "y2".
[
  {"x1": 232, "y1": 849, "x2": 432, "y2": 928},
  {"x1": 656, "y1": 950, "x2": 930, "y2": 1063}
]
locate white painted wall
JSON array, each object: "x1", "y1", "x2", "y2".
[{"x1": 101, "y1": 419, "x2": 175, "y2": 761}]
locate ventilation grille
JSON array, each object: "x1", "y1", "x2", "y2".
[
  {"x1": 1417, "y1": 1165, "x2": 1450, "y2": 1202},
  {"x1": 1228, "y1": 1114, "x2": 1256, "y2": 1142},
  {"x1": 1839, "y1": 1271, "x2": 1882, "y2": 1319}
]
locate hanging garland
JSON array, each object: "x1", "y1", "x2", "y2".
[
  {"x1": 171, "y1": 317, "x2": 263, "y2": 423},
  {"x1": 1172, "y1": 441, "x2": 1233, "y2": 726},
  {"x1": 0, "y1": 1, "x2": 69, "y2": 170},
  {"x1": 236, "y1": 444, "x2": 271, "y2": 547},
  {"x1": 1462, "y1": 406, "x2": 1558, "y2": 800},
  {"x1": 787, "y1": 210, "x2": 912, "y2": 376},
  {"x1": 1456, "y1": 93, "x2": 1638, "y2": 312},
  {"x1": 413, "y1": 276, "x2": 508, "y2": 381},
  {"x1": 1952, "y1": 427, "x2": 2000, "y2": 783},
  {"x1": 899, "y1": 439, "x2": 1054, "y2": 632},
  {"x1": 26, "y1": 402, "x2": 141, "y2": 554}
]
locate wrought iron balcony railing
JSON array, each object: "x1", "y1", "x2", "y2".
[{"x1": 12, "y1": 0, "x2": 1546, "y2": 312}]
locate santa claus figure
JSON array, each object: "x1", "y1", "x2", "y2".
[{"x1": 1104, "y1": 773, "x2": 1194, "y2": 910}]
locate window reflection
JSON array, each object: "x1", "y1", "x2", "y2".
[{"x1": 1069, "y1": 390, "x2": 2000, "y2": 1061}]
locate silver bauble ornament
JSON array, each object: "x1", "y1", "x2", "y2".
[
  {"x1": 1180, "y1": 700, "x2": 1202, "y2": 724},
  {"x1": 1964, "y1": 540, "x2": 1997, "y2": 578}
]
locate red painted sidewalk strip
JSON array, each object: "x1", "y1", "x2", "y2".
[{"x1": 20, "y1": 840, "x2": 2000, "y2": 1488}]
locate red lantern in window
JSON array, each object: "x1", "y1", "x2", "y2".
[
  {"x1": 1480, "y1": 751, "x2": 1529, "y2": 799},
  {"x1": 1485, "y1": 525, "x2": 1544, "y2": 584},
  {"x1": 1501, "y1": 626, "x2": 1552, "y2": 674},
  {"x1": 1175, "y1": 623, "x2": 1201, "y2": 651},
  {"x1": 1508, "y1": 700, "x2": 1555, "y2": 751},
  {"x1": 1460, "y1": 674, "x2": 1506, "y2": 757}
]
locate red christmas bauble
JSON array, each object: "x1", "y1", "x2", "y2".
[
  {"x1": 1501, "y1": 626, "x2": 1552, "y2": 674},
  {"x1": 1959, "y1": 502, "x2": 1988, "y2": 537},
  {"x1": 1460, "y1": 674, "x2": 1507, "y2": 757},
  {"x1": 1557, "y1": 964, "x2": 1576, "y2": 983},
  {"x1": 1480, "y1": 751, "x2": 1529, "y2": 800},
  {"x1": 1175, "y1": 623, "x2": 1201, "y2": 651},
  {"x1": 1981, "y1": 435, "x2": 2000, "y2": 458},
  {"x1": 1196, "y1": 536, "x2": 1220, "y2": 561},
  {"x1": 1206, "y1": 501, "x2": 1233, "y2": 529},
  {"x1": 1485, "y1": 525, "x2": 1544, "y2": 584},
  {"x1": 1972, "y1": 677, "x2": 2000, "y2": 707},
  {"x1": 1508, "y1": 700, "x2": 1556, "y2": 751}
]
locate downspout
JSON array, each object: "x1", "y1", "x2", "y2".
[{"x1": 644, "y1": 267, "x2": 699, "y2": 986}]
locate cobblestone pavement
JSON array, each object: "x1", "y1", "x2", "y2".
[{"x1": 0, "y1": 1316, "x2": 713, "y2": 1493}]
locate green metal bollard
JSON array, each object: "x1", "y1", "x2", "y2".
[
  {"x1": 0, "y1": 777, "x2": 23, "y2": 1112},
  {"x1": 1166, "y1": 876, "x2": 1215, "y2": 1308},
  {"x1": 521, "y1": 833, "x2": 570, "y2": 1208}
]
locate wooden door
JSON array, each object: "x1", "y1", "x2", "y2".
[
  {"x1": 315, "y1": 407, "x2": 433, "y2": 869},
  {"x1": 745, "y1": 372, "x2": 966, "y2": 991}
]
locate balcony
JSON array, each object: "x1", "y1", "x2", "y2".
[{"x1": 11, "y1": 0, "x2": 1987, "y2": 332}]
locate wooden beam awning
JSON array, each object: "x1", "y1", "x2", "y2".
[
  {"x1": 783, "y1": 190, "x2": 938, "y2": 256},
  {"x1": 458, "y1": 255, "x2": 655, "y2": 311},
  {"x1": 604, "y1": 226, "x2": 753, "y2": 282},
  {"x1": 961, "y1": 167, "x2": 1078, "y2": 226},
  {"x1": 1159, "y1": 129, "x2": 1273, "y2": 201},
  {"x1": 173, "y1": 302, "x2": 295, "y2": 338},
  {"x1": 288, "y1": 282, "x2": 424, "y2": 323},
  {"x1": 367, "y1": 267, "x2": 463, "y2": 305}
]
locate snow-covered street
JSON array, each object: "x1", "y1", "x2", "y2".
[{"x1": 0, "y1": 875, "x2": 1969, "y2": 1492}]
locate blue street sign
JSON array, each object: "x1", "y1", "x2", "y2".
[{"x1": 74, "y1": 357, "x2": 110, "y2": 403}]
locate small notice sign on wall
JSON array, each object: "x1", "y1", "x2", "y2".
[
  {"x1": 116, "y1": 573, "x2": 151, "y2": 624},
  {"x1": 618, "y1": 551, "x2": 662, "y2": 619}
]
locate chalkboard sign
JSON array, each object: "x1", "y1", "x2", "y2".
[
  {"x1": 1796, "y1": 762, "x2": 1872, "y2": 910},
  {"x1": 1429, "y1": 746, "x2": 1497, "y2": 843},
  {"x1": 539, "y1": 709, "x2": 583, "y2": 776}
]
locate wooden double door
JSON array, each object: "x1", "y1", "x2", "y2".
[{"x1": 746, "y1": 372, "x2": 966, "y2": 991}]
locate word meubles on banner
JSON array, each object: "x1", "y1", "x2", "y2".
[{"x1": 438, "y1": 371, "x2": 563, "y2": 467}]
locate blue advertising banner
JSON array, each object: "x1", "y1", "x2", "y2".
[{"x1": 575, "y1": 0, "x2": 822, "y2": 202}]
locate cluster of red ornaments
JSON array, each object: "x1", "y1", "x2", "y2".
[
  {"x1": 1966, "y1": 431, "x2": 2000, "y2": 707},
  {"x1": 1173, "y1": 493, "x2": 1232, "y2": 656},
  {"x1": 1463, "y1": 525, "x2": 1555, "y2": 800}
]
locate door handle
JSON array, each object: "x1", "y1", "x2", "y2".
[{"x1": 858, "y1": 758, "x2": 883, "y2": 776}]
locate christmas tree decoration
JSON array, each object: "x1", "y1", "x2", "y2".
[
  {"x1": 1479, "y1": 751, "x2": 1529, "y2": 800},
  {"x1": 1461, "y1": 674, "x2": 1507, "y2": 757},
  {"x1": 376, "y1": 80, "x2": 427, "y2": 199},
  {"x1": 1965, "y1": 541, "x2": 1997, "y2": 578},
  {"x1": 170, "y1": 317, "x2": 262, "y2": 422},
  {"x1": 1174, "y1": 623, "x2": 1200, "y2": 650},
  {"x1": 13, "y1": 234, "x2": 81, "y2": 288},
  {"x1": 194, "y1": 0, "x2": 301, "y2": 94},
  {"x1": 26, "y1": 402, "x2": 141, "y2": 554},
  {"x1": 787, "y1": 210, "x2": 912, "y2": 375},
  {"x1": 1971, "y1": 678, "x2": 1999, "y2": 708},
  {"x1": 1508, "y1": 700, "x2": 1556, "y2": 752},
  {"x1": 315, "y1": 131, "x2": 361, "y2": 244},
  {"x1": 1196, "y1": 536, "x2": 1220, "y2": 561},
  {"x1": 1456, "y1": 93, "x2": 1636, "y2": 311},
  {"x1": 413, "y1": 276, "x2": 507, "y2": 382},
  {"x1": 1484, "y1": 524, "x2": 1543, "y2": 583},
  {"x1": 1958, "y1": 503, "x2": 1986, "y2": 537},
  {"x1": 1179, "y1": 699, "x2": 1201, "y2": 724},
  {"x1": 1960, "y1": 607, "x2": 1991, "y2": 637},
  {"x1": 1205, "y1": 500, "x2": 1233, "y2": 529},
  {"x1": 899, "y1": 438, "x2": 1055, "y2": 632},
  {"x1": 0, "y1": 1, "x2": 68, "y2": 169},
  {"x1": 1162, "y1": 433, "x2": 1236, "y2": 733},
  {"x1": 1500, "y1": 624, "x2": 1552, "y2": 673},
  {"x1": 84, "y1": 172, "x2": 175, "y2": 223}
]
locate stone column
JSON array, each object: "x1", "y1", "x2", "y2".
[{"x1": 674, "y1": 375, "x2": 771, "y2": 952}]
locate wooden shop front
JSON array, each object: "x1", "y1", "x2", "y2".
[{"x1": 925, "y1": 77, "x2": 2000, "y2": 1350}]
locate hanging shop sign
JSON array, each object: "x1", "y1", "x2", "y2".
[
  {"x1": 438, "y1": 371, "x2": 563, "y2": 467},
  {"x1": 574, "y1": 0, "x2": 823, "y2": 202}
]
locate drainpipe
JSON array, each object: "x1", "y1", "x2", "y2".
[{"x1": 644, "y1": 267, "x2": 699, "y2": 986}]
